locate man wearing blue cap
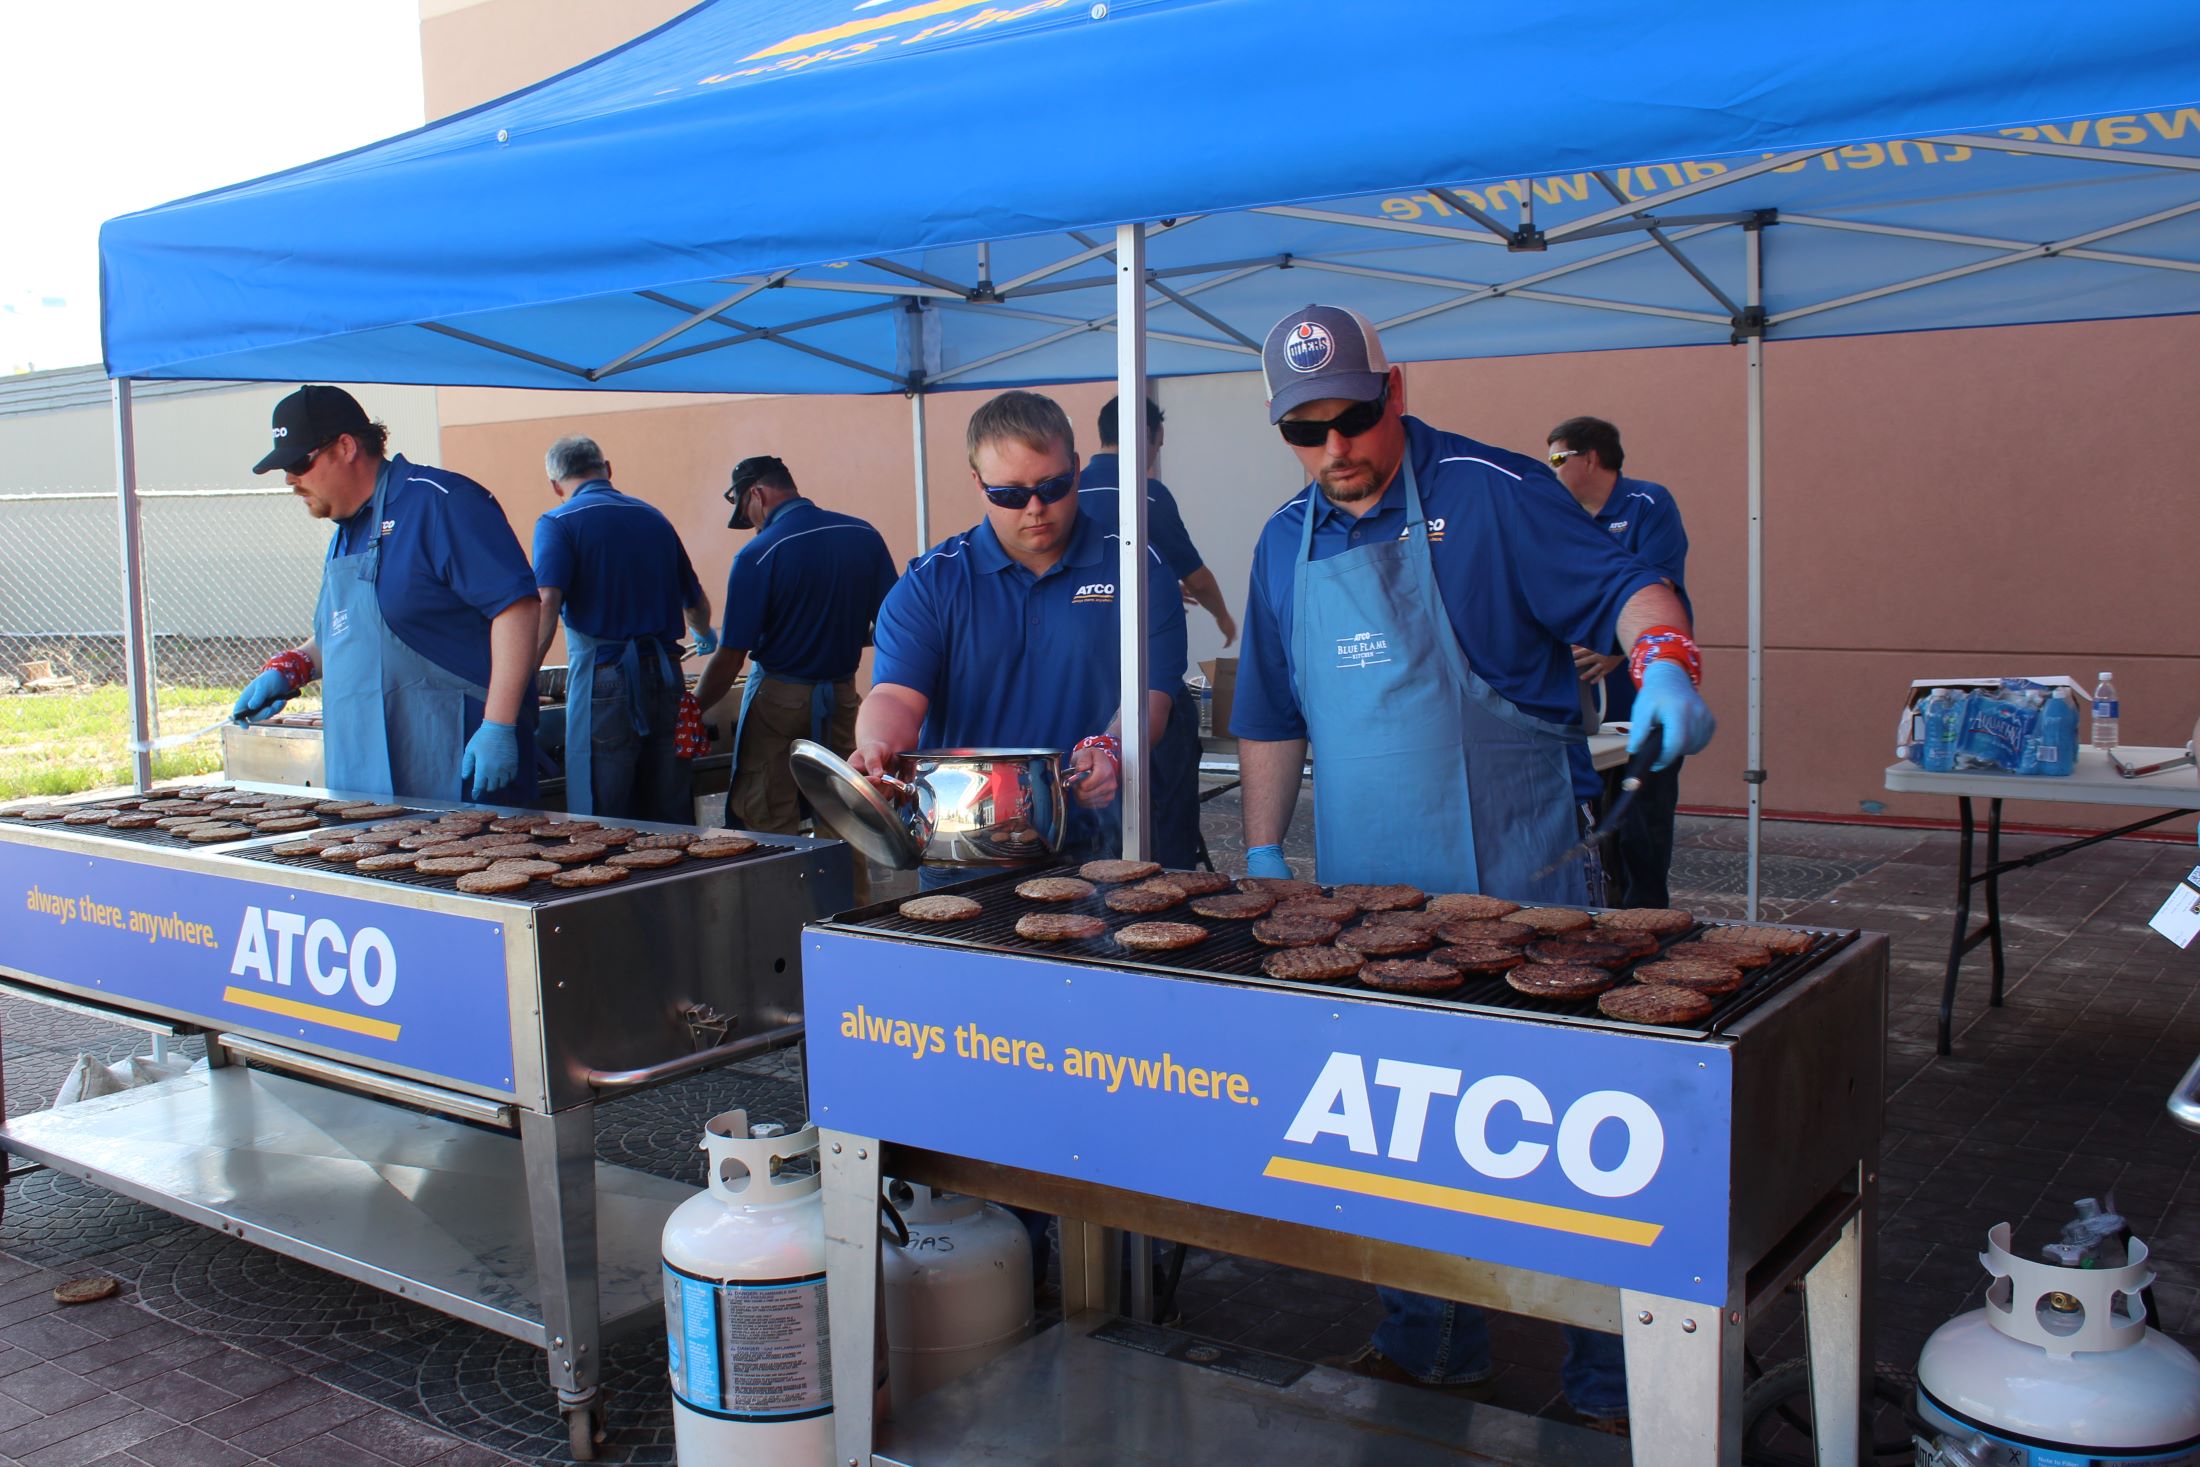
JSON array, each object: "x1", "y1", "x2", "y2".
[
  {"x1": 533, "y1": 435, "x2": 717, "y2": 823},
  {"x1": 233, "y1": 385, "x2": 541, "y2": 805},
  {"x1": 853, "y1": 390, "x2": 1187, "y2": 879},
  {"x1": 1232, "y1": 305, "x2": 1716, "y2": 1432},
  {"x1": 695, "y1": 454, "x2": 899, "y2": 833}
]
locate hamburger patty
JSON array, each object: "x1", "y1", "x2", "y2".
[
  {"x1": 415, "y1": 855, "x2": 491, "y2": 875},
  {"x1": 1699, "y1": 924, "x2": 1815, "y2": 956},
  {"x1": 541, "y1": 843, "x2": 610, "y2": 865},
  {"x1": 688, "y1": 836, "x2": 760, "y2": 859},
  {"x1": 1665, "y1": 940, "x2": 1772, "y2": 969},
  {"x1": 1160, "y1": 870, "x2": 1235, "y2": 896},
  {"x1": 1252, "y1": 914, "x2": 1341, "y2": 948},
  {"x1": 1434, "y1": 919, "x2": 1535, "y2": 948},
  {"x1": 607, "y1": 848, "x2": 683, "y2": 869},
  {"x1": 1237, "y1": 876, "x2": 1321, "y2": 900},
  {"x1": 1597, "y1": 983, "x2": 1715, "y2": 1025},
  {"x1": 1507, "y1": 964, "x2": 1617, "y2": 1000},
  {"x1": 1363, "y1": 909, "x2": 1452, "y2": 934},
  {"x1": 899, "y1": 894, "x2": 982, "y2": 922},
  {"x1": 1632, "y1": 958, "x2": 1746, "y2": 995},
  {"x1": 1112, "y1": 921, "x2": 1209, "y2": 952},
  {"x1": 1189, "y1": 891, "x2": 1276, "y2": 920},
  {"x1": 1105, "y1": 882, "x2": 1184, "y2": 914},
  {"x1": 1274, "y1": 895, "x2": 1360, "y2": 924},
  {"x1": 1015, "y1": 912, "x2": 1107, "y2": 942},
  {"x1": 1593, "y1": 907, "x2": 1697, "y2": 936},
  {"x1": 1426, "y1": 892, "x2": 1522, "y2": 921},
  {"x1": 1336, "y1": 924, "x2": 1434, "y2": 956},
  {"x1": 629, "y1": 832, "x2": 697, "y2": 851},
  {"x1": 1427, "y1": 942, "x2": 1525, "y2": 974},
  {"x1": 1358, "y1": 959, "x2": 1464, "y2": 994},
  {"x1": 1017, "y1": 876, "x2": 1096, "y2": 903},
  {"x1": 1081, "y1": 859, "x2": 1162, "y2": 884},
  {"x1": 1529, "y1": 939, "x2": 1636, "y2": 969},
  {"x1": 456, "y1": 868, "x2": 532, "y2": 895},
  {"x1": 1331, "y1": 883, "x2": 1426, "y2": 912},
  {"x1": 550, "y1": 864, "x2": 631, "y2": 888},
  {"x1": 1513, "y1": 907, "x2": 1593, "y2": 934},
  {"x1": 1261, "y1": 945, "x2": 1363, "y2": 982}
]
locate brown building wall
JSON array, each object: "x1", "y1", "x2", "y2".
[{"x1": 421, "y1": 1, "x2": 2200, "y2": 835}]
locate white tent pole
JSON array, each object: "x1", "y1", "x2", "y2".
[
  {"x1": 909, "y1": 390, "x2": 931, "y2": 555},
  {"x1": 1744, "y1": 226, "x2": 1766, "y2": 921},
  {"x1": 1115, "y1": 222, "x2": 1151, "y2": 863},
  {"x1": 111, "y1": 379, "x2": 157, "y2": 794}
]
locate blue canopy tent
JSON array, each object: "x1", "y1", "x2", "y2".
[{"x1": 98, "y1": 0, "x2": 2200, "y2": 913}]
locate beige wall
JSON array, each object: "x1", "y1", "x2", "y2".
[{"x1": 422, "y1": 2, "x2": 2200, "y2": 833}]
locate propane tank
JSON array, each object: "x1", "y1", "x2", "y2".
[
  {"x1": 662, "y1": 1111, "x2": 832, "y2": 1466},
  {"x1": 881, "y1": 1179, "x2": 1034, "y2": 1412},
  {"x1": 1917, "y1": 1214, "x2": 2200, "y2": 1465}
]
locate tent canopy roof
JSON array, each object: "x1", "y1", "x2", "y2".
[{"x1": 99, "y1": 0, "x2": 2200, "y2": 392}]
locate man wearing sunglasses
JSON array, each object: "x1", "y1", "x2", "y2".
[
  {"x1": 854, "y1": 390, "x2": 1187, "y2": 880},
  {"x1": 695, "y1": 455, "x2": 899, "y2": 833},
  {"x1": 234, "y1": 385, "x2": 541, "y2": 806},
  {"x1": 1230, "y1": 306, "x2": 1714, "y2": 1431},
  {"x1": 1548, "y1": 416, "x2": 1693, "y2": 909}
]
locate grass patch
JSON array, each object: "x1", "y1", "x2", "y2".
[{"x1": 0, "y1": 685, "x2": 320, "y2": 800}]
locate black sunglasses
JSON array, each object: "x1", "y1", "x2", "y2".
[
  {"x1": 288, "y1": 441, "x2": 330, "y2": 476},
  {"x1": 981, "y1": 469, "x2": 1078, "y2": 510},
  {"x1": 1277, "y1": 383, "x2": 1389, "y2": 448}
]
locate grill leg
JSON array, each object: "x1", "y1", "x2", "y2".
[
  {"x1": 1059, "y1": 1217, "x2": 1122, "y2": 1316},
  {"x1": 521, "y1": 1106, "x2": 604, "y2": 1455},
  {"x1": 1620, "y1": 1284, "x2": 1744, "y2": 1465},
  {"x1": 821, "y1": 1129, "x2": 883, "y2": 1467},
  {"x1": 1801, "y1": 1185, "x2": 1874, "y2": 1467}
]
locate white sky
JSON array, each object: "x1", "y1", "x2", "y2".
[{"x1": 3, "y1": 0, "x2": 426, "y2": 374}]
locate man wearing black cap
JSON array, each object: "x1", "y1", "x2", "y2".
[
  {"x1": 234, "y1": 386, "x2": 541, "y2": 805},
  {"x1": 694, "y1": 455, "x2": 898, "y2": 832}
]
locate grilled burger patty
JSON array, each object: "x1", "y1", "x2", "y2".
[
  {"x1": 1435, "y1": 919, "x2": 1536, "y2": 947},
  {"x1": 1632, "y1": 958, "x2": 1746, "y2": 995},
  {"x1": 1665, "y1": 940, "x2": 1772, "y2": 969},
  {"x1": 1274, "y1": 895, "x2": 1360, "y2": 924},
  {"x1": 1189, "y1": 891, "x2": 1277, "y2": 920},
  {"x1": 1513, "y1": 907, "x2": 1593, "y2": 934},
  {"x1": 1161, "y1": 870, "x2": 1236, "y2": 895},
  {"x1": 1104, "y1": 882, "x2": 1184, "y2": 914},
  {"x1": 1426, "y1": 892, "x2": 1523, "y2": 920},
  {"x1": 1015, "y1": 912, "x2": 1107, "y2": 942},
  {"x1": 1331, "y1": 883, "x2": 1426, "y2": 912},
  {"x1": 1597, "y1": 983, "x2": 1714, "y2": 1025},
  {"x1": 899, "y1": 894, "x2": 982, "y2": 922},
  {"x1": 1335, "y1": 924, "x2": 1435, "y2": 956},
  {"x1": 1017, "y1": 876, "x2": 1096, "y2": 903},
  {"x1": 1112, "y1": 921, "x2": 1209, "y2": 952},
  {"x1": 1238, "y1": 876, "x2": 1322, "y2": 900},
  {"x1": 1593, "y1": 907, "x2": 1696, "y2": 936},
  {"x1": 1698, "y1": 924, "x2": 1815, "y2": 956},
  {"x1": 1507, "y1": 964, "x2": 1618, "y2": 1000},
  {"x1": 1528, "y1": 938, "x2": 1637, "y2": 969},
  {"x1": 1081, "y1": 859, "x2": 1163, "y2": 884},
  {"x1": 1262, "y1": 945, "x2": 1364, "y2": 982},
  {"x1": 1252, "y1": 914, "x2": 1342, "y2": 948},
  {"x1": 1359, "y1": 959, "x2": 1464, "y2": 994},
  {"x1": 1427, "y1": 942, "x2": 1526, "y2": 974}
]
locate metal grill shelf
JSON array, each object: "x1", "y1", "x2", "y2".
[{"x1": 822, "y1": 864, "x2": 1855, "y2": 1039}]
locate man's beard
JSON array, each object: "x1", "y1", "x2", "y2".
[{"x1": 1316, "y1": 462, "x2": 1383, "y2": 506}]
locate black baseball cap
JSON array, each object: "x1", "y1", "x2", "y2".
[
  {"x1": 725, "y1": 454, "x2": 787, "y2": 528},
  {"x1": 253, "y1": 385, "x2": 371, "y2": 475}
]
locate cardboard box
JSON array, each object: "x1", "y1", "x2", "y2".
[
  {"x1": 1896, "y1": 675, "x2": 2084, "y2": 768},
  {"x1": 1202, "y1": 656, "x2": 1239, "y2": 740}
]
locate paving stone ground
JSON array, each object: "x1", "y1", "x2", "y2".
[{"x1": 1, "y1": 808, "x2": 2196, "y2": 1463}]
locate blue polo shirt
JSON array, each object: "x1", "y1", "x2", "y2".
[
  {"x1": 873, "y1": 510, "x2": 1187, "y2": 756},
  {"x1": 532, "y1": 480, "x2": 703, "y2": 644},
  {"x1": 1588, "y1": 476, "x2": 1690, "y2": 722},
  {"x1": 722, "y1": 498, "x2": 898, "y2": 681},
  {"x1": 1232, "y1": 419, "x2": 1665, "y2": 798},
  {"x1": 331, "y1": 456, "x2": 538, "y2": 691},
  {"x1": 1077, "y1": 454, "x2": 1205, "y2": 581}
]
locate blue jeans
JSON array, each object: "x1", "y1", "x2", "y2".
[
  {"x1": 1373, "y1": 1288, "x2": 1628, "y2": 1418},
  {"x1": 583, "y1": 660, "x2": 685, "y2": 824}
]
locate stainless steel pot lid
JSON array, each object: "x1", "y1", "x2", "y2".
[{"x1": 789, "y1": 740, "x2": 926, "y2": 870}]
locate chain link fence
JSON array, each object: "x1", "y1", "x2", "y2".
[{"x1": 0, "y1": 487, "x2": 326, "y2": 797}]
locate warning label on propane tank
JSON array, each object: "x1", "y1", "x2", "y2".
[{"x1": 663, "y1": 1265, "x2": 831, "y2": 1422}]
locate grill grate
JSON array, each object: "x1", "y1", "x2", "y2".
[
  {"x1": 0, "y1": 804, "x2": 434, "y2": 852},
  {"x1": 823, "y1": 865, "x2": 1855, "y2": 1039},
  {"x1": 224, "y1": 837, "x2": 799, "y2": 904}
]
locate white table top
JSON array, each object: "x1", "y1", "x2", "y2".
[{"x1": 1884, "y1": 747, "x2": 2200, "y2": 810}]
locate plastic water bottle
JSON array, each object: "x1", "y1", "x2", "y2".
[
  {"x1": 1922, "y1": 689, "x2": 1962, "y2": 773},
  {"x1": 2091, "y1": 672, "x2": 2120, "y2": 750},
  {"x1": 2032, "y1": 692, "x2": 2078, "y2": 776}
]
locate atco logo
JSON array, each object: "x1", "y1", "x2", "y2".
[
  {"x1": 1396, "y1": 516, "x2": 1446, "y2": 544},
  {"x1": 1608, "y1": 520, "x2": 1630, "y2": 533},
  {"x1": 230, "y1": 905, "x2": 398, "y2": 1009},
  {"x1": 1335, "y1": 630, "x2": 1392, "y2": 670},
  {"x1": 330, "y1": 607, "x2": 351, "y2": 640},
  {"x1": 1284, "y1": 321, "x2": 1334, "y2": 374},
  {"x1": 270, "y1": 426, "x2": 289, "y2": 440},
  {"x1": 1071, "y1": 581, "x2": 1115, "y2": 604}
]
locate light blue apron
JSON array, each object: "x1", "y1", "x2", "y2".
[
  {"x1": 1290, "y1": 454, "x2": 1586, "y2": 902},
  {"x1": 317, "y1": 460, "x2": 493, "y2": 802},
  {"x1": 563, "y1": 625, "x2": 678, "y2": 816}
]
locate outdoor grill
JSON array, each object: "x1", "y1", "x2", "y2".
[
  {"x1": 0, "y1": 782, "x2": 853, "y2": 1457},
  {"x1": 803, "y1": 881, "x2": 1890, "y2": 1466}
]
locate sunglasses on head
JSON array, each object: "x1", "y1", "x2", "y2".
[
  {"x1": 1276, "y1": 384, "x2": 1389, "y2": 448},
  {"x1": 981, "y1": 469, "x2": 1078, "y2": 510}
]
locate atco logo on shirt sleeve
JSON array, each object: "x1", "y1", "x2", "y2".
[
  {"x1": 1285, "y1": 321, "x2": 1334, "y2": 373},
  {"x1": 1072, "y1": 581, "x2": 1116, "y2": 604},
  {"x1": 1334, "y1": 630, "x2": 1393, "y2": 670}
]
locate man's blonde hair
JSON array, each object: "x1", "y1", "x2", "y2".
[{"x1": 966, "y1": 390, "x2": 1074, "y2": 470}]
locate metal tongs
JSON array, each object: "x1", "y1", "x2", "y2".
[
  {"x1": 1533, "y1": 742, "x2": 1659, "y2": 881},
  {"x1": 2107, "y1": 742, "x2": 2197, "y2": 780}
]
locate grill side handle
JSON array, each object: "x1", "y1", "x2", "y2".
[
  {"x1": 2168, "y1": 1053, "x2": 2200, "y2": 1135},
  {"x1": 585, "y1": 1020, "x2": 805, "y2": 1094}
]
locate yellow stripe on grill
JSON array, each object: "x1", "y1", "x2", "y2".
[
  {"x1": 1262, "y1": 1156, "x2": 1662, "y2": 1246},
  {"x1": 222, "y1": 987, "x2": 401, "y2": 1042}
]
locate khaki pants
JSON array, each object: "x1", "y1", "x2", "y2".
[{"x1": 729, "y1": 676, "x2": 860, "y2": 835}]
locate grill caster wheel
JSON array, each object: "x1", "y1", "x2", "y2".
[{"x1": 566, "y1": 1398, "x2": 606, "y2": 1461}]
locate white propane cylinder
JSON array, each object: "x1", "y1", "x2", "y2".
[
  {"x1": 1917, "y1": 1223, "x2": 2200, "y2": 1464},
  {"x1": 882, "y1": 1179, "x2": 1034, "y2": 1413},
  {"x1": 661, "y1": 1110, "x2": 833, "y2": 1466}
]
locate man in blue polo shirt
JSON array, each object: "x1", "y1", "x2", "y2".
[
  {"x1": 1078, "y1": 396, "x2": 1235, "y2": 870},
  {"x1": 532, "y1": 436, "x2": 716, "y2": 823},
  {"x1": 854, "y1": 390, "x2": 1186, "y2": 875},
  {"x1": 234, "y1": 385, "x2": 540, "y2": 805},
  {"x1": 1549, "y1": 415, "x2": 1693, "y2": 908},
  {"x1": 1233, "y1": 306, "x2": 1715, "y2": 1431},
  {"x1": 696, "y1": 455, "x2": 898, "y2": 833}
]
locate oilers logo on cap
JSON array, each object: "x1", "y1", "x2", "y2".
[{"x1": 1284, "y1": 321, "x2": 1335, "y2": 374}]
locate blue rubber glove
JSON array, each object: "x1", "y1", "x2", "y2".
[
  {"x1": 460, "y1": 720, "x2": 520, "y2": 799},
  {"x1": 690, "y1": 624, "x2": 720, "y2": 657},
  {"x1": 1628, "y1": 660, "x2": 1717, "y2": 772},
  {"x1": 1246, "y1": 844, "x2": 1291, "y2": 880},
  {"x1": 232, "y1": 668, "x2": 293, "y2": 724}
]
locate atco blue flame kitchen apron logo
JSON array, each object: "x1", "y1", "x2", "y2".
[
  {"x1": 1285, "y1": 321, "x2": 1335, "y2": 373},
  {"x1": 804, "y1": 934, "x2": 1734, "y2": 1304},
  {"x1": 1335, "y1": 630, "x2": 1393, "y2": 669}
]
